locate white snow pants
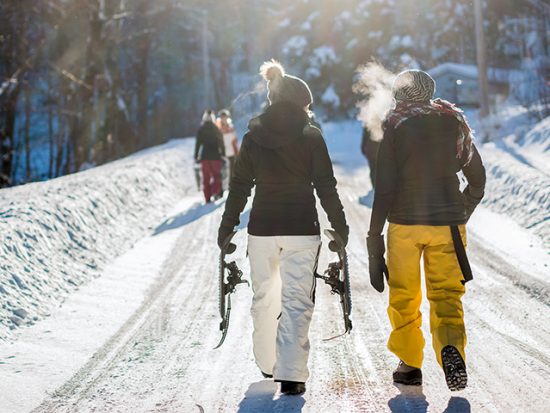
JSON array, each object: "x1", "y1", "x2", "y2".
[{"x1": 247, "y1": 234, "x2": 321, "y2": 382}]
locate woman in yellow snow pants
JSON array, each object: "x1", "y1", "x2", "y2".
[
  {"x1": 386, "y1": 223, "x2": 467, "y2": 369},
  {"x1": 367, "y1": 70, "x2": 486, "y2": 390}
]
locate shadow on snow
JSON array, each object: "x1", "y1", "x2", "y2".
[
  {"x1": 153, "y1": 201, "x2": 223, "y2": 235},
  {"x1": 358, "y1": 188, "x2": 375, "y2": 209},
  {"x1": 388, "y1": 384, "x2": 471, "y2": 413},
  {"x1": 236, "y1": 209, "x2": 251, "y2": 231},
  {"x1": 443, "y1": 396, "x2": 471, "y2": 413},
  {"x1": 388, "y1": 384, "x2": 429, "y2": 413},
  {"x1": 237, "y1": 380, "x2": 305, "y2": 413}
]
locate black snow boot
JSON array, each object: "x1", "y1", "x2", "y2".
[
  {"x1": 393, "y1": 360, "x2": 422, "y2": 386},
  {"x1": 280, "y1": 381, "x2": 306, "y2": 395},
  {"x1": 441, "y1": 345, "x2": 468, "y2": 391}
]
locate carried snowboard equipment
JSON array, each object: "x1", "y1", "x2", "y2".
[
  {"x1": 193, "y1": 162, "x2": 201, "y2": 191},
  {"x1": 215, "y1": 231, "x2": 248, "y2": 349},
  {"x1": 315, "y1": 229, "x2": 353, "y2": 340}
]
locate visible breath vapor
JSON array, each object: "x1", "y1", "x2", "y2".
[
  {"x1": 229, "y1": 80, "x2": 266, "y2": 113},
  {"x1": 353, "y1": 62, "x2": 396, "y2": 142},
  {"x1": 222, "y1": 80, "x2": 267, "y2": 132}
]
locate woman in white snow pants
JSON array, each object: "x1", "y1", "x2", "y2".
[
  {"x1": 217, "y1": 60, "x2": 348, "y2": 395},
  {"x1": 248, "y1": 235, "x2": 320, "y2": 382}
]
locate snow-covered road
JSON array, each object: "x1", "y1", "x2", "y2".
[
  {"x1": 1, "y1": 124, "x2": 549, "y2": 412},
  {"x1": 2, "y1": 158, "x2": 548, "y2": 413}
]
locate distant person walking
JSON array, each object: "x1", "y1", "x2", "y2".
[
  {"x1": 195, "y1": 110, "x2": 225, "y2": 203},
  {"x1": 367, "y1": 70, "x2": 486, "y2": 391},
  {"x1": 217, "y1": 109, "x2": 239, "y2": 183},
  {"x1": 218, "y1": 60, "x2": 348, "y2": 395},
  {"x1": 360, "y1": 126, "x2": 380, "y2": 188}
]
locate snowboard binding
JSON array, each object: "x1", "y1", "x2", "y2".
[
  {"x1": 214, "y1": 231, "x2": 248, "y2": 349},
  {"x1": 315, "y1": 229, "x2": 353, "y2": 340}
]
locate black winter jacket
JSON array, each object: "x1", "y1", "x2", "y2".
[
  {"x1": 369, "y1": 114, "x2": 486, "y2": 235},
  {"x1": 194, "y1": 121, "x2": 225, "y2": 161},
  {"x1": 219, "y1": 102, "x2": 348, "y2": 237}
]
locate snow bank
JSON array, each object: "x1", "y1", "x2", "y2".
[
  {"x1": 0, "y1": 139, "x2": 195, "y2": 341},
  {"x1": 479, "y1": 143, "x2": 550, "y2": 248},
  {"x1": 477, "y1": 104, "x2": 549, "y2": 174},
  {"x1": 515, "y1": 116, "x2": 550, "y2": 174},
  {"x1": 468, "y1": 106, "x2": 550, "y2": 248}
]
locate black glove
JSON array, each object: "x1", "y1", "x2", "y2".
[
  {"x1": 329, "y1": 226, "x2": 349, "y2": 252},
  {"x1": 218, "y1": 225, "x2": 236, "y2": 254},
  {"x1": 366, "y1": 234, "x2": 389, "y2": 293}
]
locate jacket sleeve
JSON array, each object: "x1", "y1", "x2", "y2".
[
  {"x1": 461, "y1": 143, "x2": 486, "y2": 219},
  {"x1": 194, "y1": 129, "x2": 202, "y2": 160},
  {"x1": 310, "y1": 129, "x2": 348, "y2": 237},
  {"x1": 218, "y1": 129, "x2": 226, "y2": 157},
  {"x1": 368, "y1": 128, "x2": 398, "y2": 236},
  {"x1": 219, "y1": 134, "x2": 255, "y2": 229}
]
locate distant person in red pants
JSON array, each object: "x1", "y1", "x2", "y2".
[{"x1": 195, "y1": 110, "x2": 225, "y2": 203}]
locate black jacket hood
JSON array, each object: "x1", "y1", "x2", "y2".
[{"x1": 248, "y1": 101, "x2": 310, "y2": 149}]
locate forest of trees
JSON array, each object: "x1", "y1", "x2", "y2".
[{"x1": 1, "y1": 0, "x2": 549, "y2": 186}]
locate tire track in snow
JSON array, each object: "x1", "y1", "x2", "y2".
[
  {"x1": 469, "y1": 236, "x2": 550, "y2": 306},
  {"x1": 33, "y1": 201, "x2": 227, "y2": 412}
]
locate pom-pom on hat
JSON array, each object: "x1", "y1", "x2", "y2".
[
  {"x1": 260, "y1": 59, "x2": 313, "y2": 107},
  {"x1": 392, "y1": 70, "x2": 436, "y2": 102}
]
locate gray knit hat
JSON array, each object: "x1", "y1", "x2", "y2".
[
  {"x1": 260, "y1": 59, "x2": 313, "y2": 107},
  {"x1": 392, "y1": 70, "x2": 436, "y2": 102}
]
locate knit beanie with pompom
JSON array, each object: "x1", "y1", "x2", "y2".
[
  {"x1": 259, "y1": 59, "x2": 313, "y2": 107},
  {"x1": 392, "y1": 70, "x2": 436, "y2": 102}
]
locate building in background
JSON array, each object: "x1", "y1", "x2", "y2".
[{"x1": 428, "y1": 63, "x2": 520, "y2": 107}]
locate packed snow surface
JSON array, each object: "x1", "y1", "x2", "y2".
[{"x1": 0, "y1": 116, "x2": 548, "y2": 412}]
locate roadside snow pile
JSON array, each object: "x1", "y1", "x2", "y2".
[
  {"x1": 479, "y1": 105, "x2": 549, "y2": 174},
  {"x1": 0, "y1": 139, "x2": 195, "y2": 341},
  {"x1": 479, "y1": 143, "x2": 549, "y2": 247},
  {"x1": 474, "y1": 107, "x2": 550, "y2": 248},
  {"x1": 515, "y1": 116, "x2": 550, "y2": 174}
]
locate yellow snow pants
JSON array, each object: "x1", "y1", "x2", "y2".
[{"x1": 386, "y1": 223, "x2": 467, "y2": 368}]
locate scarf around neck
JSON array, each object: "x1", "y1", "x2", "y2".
[{"x1": 383, "y1": 98, "x2": 474, "y2": 166}]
